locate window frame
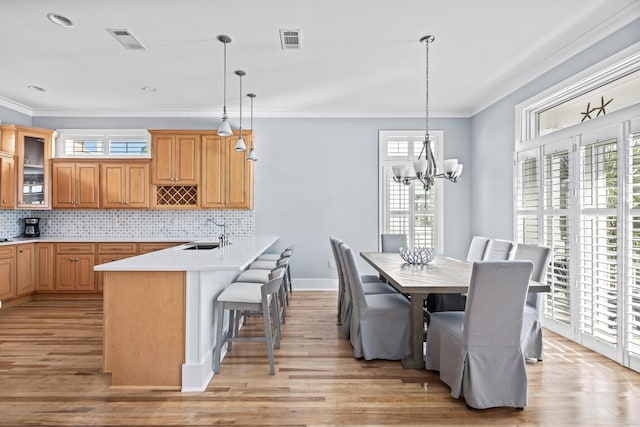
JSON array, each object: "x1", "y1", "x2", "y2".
[
  {"x1": 54, "y1": 129, "x2": 151, "y2": 159},
  {"x1": 378, "y1": 129, "x2": 445, "y2": 252}
]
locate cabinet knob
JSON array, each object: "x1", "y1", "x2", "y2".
[
  {"x1": 19, "y1": 248, "x2": 24, "y2": 253},
  {"x1": 1, "y1": 200, "x2": 6, "y2": 203},
  {"x1": 69, "y1": 257, "x2": 74, "y2": 261}
]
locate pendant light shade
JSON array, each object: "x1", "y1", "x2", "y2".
[
  {"x1": 234, "y1": 70, "x2": 247, "y2": 152},
  {"x1": 247, "y1": 93, "x2": 257, "y2": 162},
  {"x1": 217, "y1": 35, "x2": 233, "y2": 137}
]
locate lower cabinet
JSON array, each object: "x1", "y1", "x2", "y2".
[
  {"x1": 0, "y1": 246, "x2": 16, "y2": 301},
  {"x1": 35, "y1": 243, "x2": 55, "y2": 292},
  {"x1": 16, "y1": 243, "x2": 35, "y2": 296},
  {"x1": 55, "y1": 243, "x2": 96, "y2": 292},
  {"x1": 96, "y1": 243, "x2": 138, "y2": 292}
]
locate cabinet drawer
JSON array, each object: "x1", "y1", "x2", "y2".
[
  {"x1": 138, "y1": 242, "x2": 183, "y2": 254},
  {"x1": 56, "y1": 243, "x2": 96, "y2": 254},
  {"x1": 97, "y1": 243, "x2": 138, "y2": 254},
  {"x1": 0, "y1": 246, "x2": 16, "y2": 258}
]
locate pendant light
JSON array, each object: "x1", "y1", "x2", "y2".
[
  {"x1": 217, "y1": 35, "x2": 233, "y2": 137},
  {"x1": 247, "y1": 93, "x2": 257, "y2": 161},
  {"x1": 234, "y1": 70, "x2": 247, "y2": 152},
  {"x1": 391, "y1": 35, "x2": 463, "y2": 191}
]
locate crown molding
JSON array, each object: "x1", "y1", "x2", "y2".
[{"x1": 0, "y1": 96, "x2": 33, "y2": 116}]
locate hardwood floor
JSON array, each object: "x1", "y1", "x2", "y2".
[{"x1": 1, "y1": 292, "x2": 639, "y2": 426}]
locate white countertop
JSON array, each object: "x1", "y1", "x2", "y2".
[
  {"x1": 94, "y1": 235, "x2": 279, "y2": 272},
  {"x1": 0, "y1": 236, "x2": 211, "y2": 246}
]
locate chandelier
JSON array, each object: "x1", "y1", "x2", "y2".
[{"x1": 392, "y1": 35, "x2": 463, "y2": 191}]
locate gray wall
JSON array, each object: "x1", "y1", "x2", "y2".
[
  {"x1": 0, "y1": 105, "x2": 31, "y2": 126},
  {"x1": 27, "y1": 115, "x2": 472, "y2": 279},
  {"x1": 470, "y1": 18, "x2": 640, "y2": 240}
]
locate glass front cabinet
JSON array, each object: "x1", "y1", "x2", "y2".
[{"x1": 0, "y1": 125, "x2": 53, "y2": 209}]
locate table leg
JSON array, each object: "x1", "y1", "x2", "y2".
[{"x1": 401, "y1": 292, "x2": 427, "y2": 369}]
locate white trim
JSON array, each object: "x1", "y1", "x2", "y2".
[
  {"x1": 0, "y1": 96, "x2": 33, "y2": 116},
  {"x1": 516, "y1": 41, "x2": 640, "y2": 146}
]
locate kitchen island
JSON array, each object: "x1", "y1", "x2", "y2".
[{"x1": 94, "y1": 235, "x2": 278, "y2": 392}]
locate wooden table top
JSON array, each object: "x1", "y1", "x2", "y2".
[{"x1": 360, "y1": 252, "x2": 550, "y2": 294}]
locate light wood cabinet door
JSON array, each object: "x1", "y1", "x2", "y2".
[
  {"x1": 16, "y1": 244, "x2": 35, "y2": 296},
  {"x1": 16, "y1": 127, "x2": 52, "y2": 209},
  {"x1": 75, "y1": 254, "x2": 96, "y2": 291},
  {"x1": 52, "y1": 162, "x2": 99, "y2": 209},
  {"x1": 151, "y1": 134, "x2": 199, "y2": 185},
  {"x1": 54, "y1": 244, "x2": 96, "y2": 292},
  {"x1": 0, "y1": 154, "x2": 15, "y2": 208},
  {"x1": 226, "y1": 131, "x2": 254, "y2": 209},
  {"x1": 200, "y1": 134, "x2": 225, "y2": 208},
  {"x1": 35, "y1": 243, "x2": 55, "y2": 292},
  {"x1": 0, "y1": 247, "x2": 16, "y2": 300},
  {"x1": 138, "y1": 242, "x2": 184, "y2": 254},
  {"x1": 175, "y1": 135, "x2": 199, "y2": 184},
  {"x1": 102, "y1": 162, "x2": 150, "y2": 208}
]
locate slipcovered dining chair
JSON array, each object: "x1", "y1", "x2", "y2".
[
  {"x1": 381, "y1": 233, "x2": 408, "y2": 253},
  {"x1": 214, "y1": 268, "x2": 286, "y2": 375},
  {"x1": 484, "y1": 238, "x2": 515, "y2": 260},
  {"x1": 330, "y1": 237, "x2": 395, "y2": 335},
  {"x1": 513, "y1": 243, "x2": 552, "y2": 361},
  {"x1": 340, "y1": 243, "x2": 410, "y2": 360},
  {"x1": 426, "y1": 236, "x2": 492, "y2": 314},
  {"x1": 425, "y1": 260, "x2": 534, "y2": 409}
]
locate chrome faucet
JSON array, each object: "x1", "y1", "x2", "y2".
[{"x1": 205, "y1": 218, "x2": 228, "y2": 246}]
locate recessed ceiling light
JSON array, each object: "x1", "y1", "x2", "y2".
[
  {"x1": 27, "y1": 85, "x2": 46, "y2": 92},
  {"x1": 141, "y1": 86, "x2": 156, "y2": 92},
  {"x1": 47, "y1": 13, "x2": 74, "y2": 28}
]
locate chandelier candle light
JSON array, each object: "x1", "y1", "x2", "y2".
[
  {"x1": 217, "y1": 35, "x2": 233, "y2": 137},
  {"x1": 247, "y1": 93, "x2": 257, "y2": 161},
  {"x1": 234, "y1": 70, "x2": 247, "y2": 152},
  {"x1": 392, "y1": 35, "x2": 463, "y2": 191}
]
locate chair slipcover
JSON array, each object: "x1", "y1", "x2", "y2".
[
  {"x1": 341, "y1": 243, "x2": 410, "y2": 360},
  {"x1": 330, "y1": 237, "x2": 394, "y2": 335},
  {"x1": 467, "y1": 236, "x2": 491, "y2": 262},
  {"x1": 380, "y1": 234, "x2": 408, "y2": 253},
  {"x1": 425, "y1": 260, "x2": 533, "y2": 409},
  {"x1": 484, "y1": 238, "x2": 515, "y2": 260},
  {"x1": 514, "y1": 244, "x2": 552, "y2": 360}
]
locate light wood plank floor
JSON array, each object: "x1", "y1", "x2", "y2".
[{"x1": 1, "y1": 292, "x2": 639, "y2": 426}]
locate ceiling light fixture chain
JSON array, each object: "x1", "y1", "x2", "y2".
[
  {"x1": 217, "y1": 35, "x2": 233, "y2": 137},
  {"x1": 234, "y1": 70, "x2": 247, "y2": 152},
  {"x1": 247, "y1": 93, "x2": 258, "y2": 162},
  {"x1": 391, "y1": 35, "x2": 463, "y2": 192}
]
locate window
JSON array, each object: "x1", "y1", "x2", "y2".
[
  {"x1": 515, "y1": 46, "x2": 640, "y2": 371},
  {"x1": 379, "y1": 130, "x2": 444, "y2": 251},
  {"x1": 55, "y1": 129, "x2": 151, "y2": 158}
]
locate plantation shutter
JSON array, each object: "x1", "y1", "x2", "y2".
[
  {"x1": 626, "y1": 130, "x2": 640, "y2": 364},
  {"x1": 515, "y1": 149, "x2": 540, "y2": 244}
]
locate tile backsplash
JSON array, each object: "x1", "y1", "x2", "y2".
[{"x1": 0, "y1": 209, "x2": 254, "y2": 239}]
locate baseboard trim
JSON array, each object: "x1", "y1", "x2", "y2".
[{"x1": 291, "y1": 278, "x2": 337, "y2": 291}]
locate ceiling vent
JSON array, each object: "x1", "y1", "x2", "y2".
[
  {"x1": 279, "y1": 29, "x2": 301, "y2": 50},
  {"x1": 107, "y1": 29, "x2": 147, "y2": 50}
]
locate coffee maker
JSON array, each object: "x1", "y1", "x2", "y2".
[{"x1": 23, "y1": 218, "x2": 40, "y2": 237}]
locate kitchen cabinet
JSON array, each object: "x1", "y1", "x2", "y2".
[
  {"x1": 0, "y1": 125, "x2": 53, "y2": 210},
  {"x1": 52, "y1": 161, "x2": 100, "y2": 209},
  {"x1": 0, "y1": 246, "x2": 16, "y2": 301},
  {"x1": 150, "y1": 132, "x2": 199, "y2": 185},
  {"x1": 16, "y1": 243, "x2": 35, "y2": 296},
  {"x1": 55, "y1": 243, "x2": 96, "y2": 292},
  {"x1": 35, "y1": 243, "x2": 55, "y2": 292},
  {"x1": 95, "y1": 243, "x2": 138, "y2": 291},
  {"x1": 0, "y1": 153, "x2": 15, "y2": 209},
  {"x1": 200, "y1": 131, "x2": 253, "y2": 209},
  {"x1": 101, "y1": 161, "x2": 150, "y2": 208}
]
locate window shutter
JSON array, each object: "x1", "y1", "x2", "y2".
[
  {"x1": 627, "y1": 132, "x2": 640, "y2": 358},
  {"x1": 516, "y1": 150, "x2": 539, "y2": 244}
]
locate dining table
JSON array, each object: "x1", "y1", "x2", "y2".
[{"x1": 360, "y1": 252, "x2": 551, "y2": 369}]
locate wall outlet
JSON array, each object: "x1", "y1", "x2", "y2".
[
  {"x1": 111, "y1": 217, "x2": 117, "y2": 226},
  {"x1": 45, "y1": 218, "x2": 52, "y2": 227},
  {"x1": 328, "y1": 259, "x2": 336, "y2": 269}
]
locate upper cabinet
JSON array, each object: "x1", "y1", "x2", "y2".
[
  {"x1": 0, "y1": 125, "x2": 53, "y2": 210},
  {"x1": 101, "y1": 161, "x2": 150, "y2": 209},
  {"x1": 200, "y1": 131, "x2": 254, "y2": 209},
  {"x1": 150, "y1": 131, "x2": 199, "y2": 185},
  {"x1": 52, "y1": 161, "x2": 100, "y2": 209},
  {"x1": 0, "y1": 153, "x2": 15, "y2": 209}
]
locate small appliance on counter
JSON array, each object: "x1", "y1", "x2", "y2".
[{"x1": 23, "y1": 217, "x2": 40, "y2": 237}]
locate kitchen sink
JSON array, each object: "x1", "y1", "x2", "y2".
[{"x1": 183, "y1": 243, "x2": 220, "y2": 250}]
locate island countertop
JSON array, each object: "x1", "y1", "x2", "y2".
[{"x1": 94, "y1": 235, "x2": 279, "y2": 272}]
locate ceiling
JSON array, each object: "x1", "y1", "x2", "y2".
[{"x1": 1, "y1": 0, "x2": 638, "y2": 119}]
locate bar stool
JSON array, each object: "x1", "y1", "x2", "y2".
[
  {"x1": 236, "y1": 257, "x2": 291, "y2": 321},
  {"x1": 213, "y1": 268, "x2": 286, "y2": 375}
]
